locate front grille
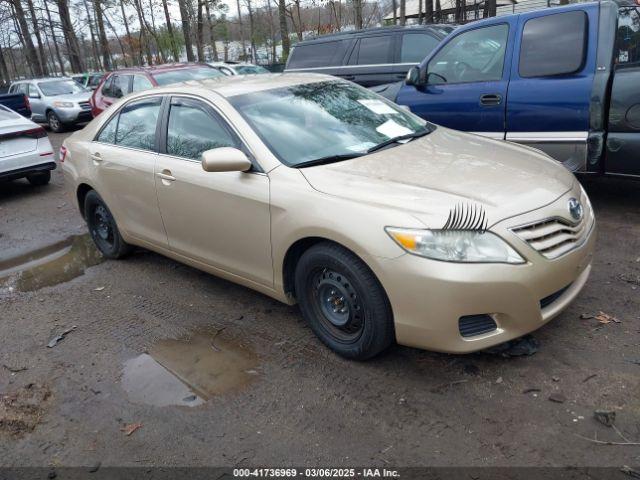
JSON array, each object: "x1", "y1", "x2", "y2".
[
  {"x1": 459, "y1": 314, "x2": 497, "y2": 338},
  {"x1": 511, "y1": 215, "x2": 592, "y2": 260},
  {"x1": 78, "y1": 101, "x2": 91, "y2": 110},
  {"x1": 540, "y1": 284, "x2": 572, "y2": 309}
]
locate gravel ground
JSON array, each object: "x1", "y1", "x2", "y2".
[{"x1": 0, "y1": 129, "x2": 639, "y2": 469}]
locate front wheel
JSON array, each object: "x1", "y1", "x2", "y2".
[
  {"x1": 84, "y1": 190, "x2": 132, "y2": 259},
  {"x1": 47, "y1": 111, "x2": 65, "y2": 133},
  {"x1": 294, "y1": 242, "x2": 394, "y2": 360}
]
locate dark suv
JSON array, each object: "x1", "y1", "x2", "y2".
[{"x1": 284, "y1": 25, "x2": 454, "y2": 87}]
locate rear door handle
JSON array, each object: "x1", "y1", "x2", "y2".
[
  {"x1": 90, "y1": 152, "x2": 102, "y2": 162},
  {"x1": 157, "y1": 170, "x2": 176, "y2": 182},
  {"x1": 480, "y1": 94, "x2": 502, "y2": 106}
]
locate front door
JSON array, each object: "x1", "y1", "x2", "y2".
[
  {"x1": 154, "y1": 96, "x2": 272, "y2": 287},
  {"x1": 396, "y1": 22, "x2": 513, "y2": 138},
  {"x1": 27, "y1": 83, "x2": 46, "y2": 122}
]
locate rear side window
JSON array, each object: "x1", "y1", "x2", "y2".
[
  {"x1": 287, "y1": 40, "x2": 349, "y2": 68},
  {"x1": 400, "y1": 33, "x2": 440, "y2": 63},
  {"x1": 132, "y1": 75, "x2": 153, "y2": 92},
  {"x1": 166, "y1": 98, "x2": 239, "y2": 160},
  {"x1": 115, "y1": 97, "x2": 161, "y2": 150},
  {"x1": 355, "y1": 36, "x2": 393, "y2": 65},
  {"x1": 519, "y1": 11, "x2": 587, "y2": 78},
  {"x1": 616, "y1": 7, "x2": 640, "y2": 66}
]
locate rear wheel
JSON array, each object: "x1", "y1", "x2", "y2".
[
  {"x1": 47, "y1": 111, "x2": 65, "y2": 133},
  {"x1": 27, "y1": 171, "x2": 51, "y2": 186},
  {"x1": 84, "y1": 190, "x2": 132, "y2": 259},
  {"x1": 294, "y1": 242, "x2": 394, "y2": 360}
]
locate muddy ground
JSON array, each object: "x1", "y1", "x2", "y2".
[{"x1": 0, "y1": 129, "x2": 639, "y2": 469}]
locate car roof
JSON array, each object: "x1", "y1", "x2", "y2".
[
  {"x1": 146, "y1": 73, "x2": 335, "y2": 98},
  {"x1": 12, "y1": 77, "x2": 73, "y2": 83},
  {"x1": 108, "y1": 63, "x2": 211, "y2": 75},
  {"x1": 294, "y1": 24, "x2": 448, "y2": 45}
]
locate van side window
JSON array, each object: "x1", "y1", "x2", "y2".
[
  {"x1": 519, "y1": 11, "x2": 587, "y2": 77},
  {"x1": 356, "y1": 36, "x2": 393, "y2": 65},
  {"x1": 616, "y1": 7, "x2": 640, "y2": 66},
  {"x1": 401, "y1": 33, "x2": 440, "y2": 63},
  {"x1": 427, "y1": 24, "x2": 509, "y2": 84},
  {"x1": 287, "y1": 40, "x2": 349, "y2": 68}
]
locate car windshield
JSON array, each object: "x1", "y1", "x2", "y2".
[
  {"x1": 229, "y1": 80, "x2": 431, "y2": 167},
  {"x1": 38, "y1": 80, "x2": 87, "y2": 96},
  {"x1": 153, "y1": 67, "x2": 224, "y2": 86},
  {"x1": 235, "y1": 65, "x2": 269, "y2": 75}
]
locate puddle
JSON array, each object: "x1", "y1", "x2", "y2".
[
  {"x1": 0, "y1": 234, "x2": 103, "y2": 293},
  {"x1": 122, "y1": 329, "x2": 258, "y2": 407}
]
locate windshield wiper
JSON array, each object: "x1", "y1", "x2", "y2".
[
  {"x1": 366, "y1": 129, "x2": 432, "y2": 154},
  {"x1": 294, "y1": 153, "x2": 365, "y2": 169}
]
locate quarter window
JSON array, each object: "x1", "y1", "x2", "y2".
[
  {"x1": 400, "y1": 33, "x2": 440, "y2": 63},
  {"x1": 132, "y1": 75, "x2": 153, "y2": 92},
  {"x1": 616, "y1": 7, "x2": 640, "y2": 66},
  {"x1": 356, "y1": 36, "x2": 392, "y2": 65},
  {"x1": 115, "y1": 97, "x2": 161, "y2": 150},
  {"x1": 96, "y1": 114, "x2": 118, "y2": 144},
  {"x1": 427, "y1": 24, "x2": 509, "y2": 84},
  {"x1": 166, "y1": 98, "x2": 239, "y2": 160},
  {"x1": 519, "y1": 11, "x2": 587, "y2": 77}
]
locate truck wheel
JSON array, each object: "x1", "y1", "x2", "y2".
[
  {"x1": 294, "y1": 242, "x2": 395, "y2": 360},
  {"x1": 27, "y1": 171, "x2": 51, "y2": 186},
  {"x1": 47, "y1": 111, "x2": 65, "y2": 133},
  {"x1": 84, "y1": 190, "x2": 132, "y2": 259}
]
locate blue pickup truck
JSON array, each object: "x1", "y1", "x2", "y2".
[{"x1": 376, "y1": 0, "x2": 640, "y2": 177}]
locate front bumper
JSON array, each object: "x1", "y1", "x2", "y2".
[
  {"x1": 369, "y1": 187, "x2": 596, "y2": 353},
  {"x1": 56, "y1": 107, "x2": 93, "y2": 124}
]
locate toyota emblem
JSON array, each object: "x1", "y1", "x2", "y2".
[{"x1": 568, "y1": 198, "x2": 583, "y2": 222}]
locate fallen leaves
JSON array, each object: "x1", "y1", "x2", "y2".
[
  {"x1": 580, "y1": 311, "x2": 620, "y2": 324},
  {"x1": 120, "y1": 422, "x2": 143, "y2": 436}
]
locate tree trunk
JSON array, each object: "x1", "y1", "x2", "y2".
[
  {"x1": 103, "y1": 10, "x2": 129, "y2": 67},
  {"x1": 119, "y1": 0, "x2": 137, "y2": 65},
  {"x1": 196, "y1": 0, "x2": 205, "y2": 61},
  {"x1": 133, "y1": 0, "x2": 154, "y2": 65},
  {"x1": 204, "y1": 0, "x2": 219, "y2": 62},
  {"x1": 0, "y1": 46, "x2": 10, "y2": 85},
  {"x1": 278, "y1": 0, "x2": 289, "y2": 61},
  {"x1": 11, "y1": 0, "x2": 43, "y2": 77},
  {"x1": 235, "y1": 0, "x2": 246, "y2": 59},
  {"x1": 246, "y1": 0, "x2": 257, "y2": 63},
  {"x1": 178, "y1": 0, "x2": 195, "y2": 61},
  {"x1": 25, "y1": 0, "x2": 49, "y2": 75},
  {"x1": 43, "y1": 1, "x2": 66, "y2": 75},
  {"x1": 353, "y1": 0, "x2": 363, "y2": 29},
  {"x1": 425, "y1": 0, "x2": 433, "y2": 22},
  {"x1": 162, "y1": 0, "x2": 180, "y2": 61},
  {"x1": 266, "y1": 0, "x2": 276, "y2": 63},
  {"x1": 484, "y1": 0, "x2": 496, "y2": 17},
  {"x1": 93, "y1": 0, "x2": 112, "y2": 70},
  {"x1": 400, "y1": 0, "x2": 406, "y2": 25},
  {"x1": 435, "y1": 0, "x2": 441, "y2": 21}
]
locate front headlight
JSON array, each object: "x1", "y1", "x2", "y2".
[
  {"x1": 53, "y1": 101, "x2": 75, "y2": 108},
  {"x1": 386, "y1": 227, "x2": 525, "y2": 264}
]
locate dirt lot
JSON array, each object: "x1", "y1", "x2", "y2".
[{"x1": 0, "y1": 129, "x2": 639, "y2": 469}]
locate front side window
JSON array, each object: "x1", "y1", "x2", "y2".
[
  {"x1": 519, "y1": 11, "x2": 587, "y2": 77},
  {"x1": 152, "y1": 67, "x2": 224, "y2": 86},
  {"x1": 101, "y1": 76, "x2": 113, "y2": 96},
  {"x1": 132, "y1": 75, "x2": 153, "y2": 92},
  {"x1": 427, "y1": 24, "x2": 509, "y2": 84},
  {"x1": 115, "y1": 97, "x2": 162, "y2": 150},
  {"x1": 166, "y1": 98, "x2": 239, "y2": 160},
  {"x1": 356, "y1": 36, "x2": 393, "y2": 65},
  {"x1": 111, "y1": 75, "x2": 132, "y2": 98},
  {"x1": 27, "y1": 84, "x2": 39, "y2": 98},
  {"x1": 230, "y1": 80, "x2": 430, "y2": 167},
  {"x1": 38, "y1": 80, "x2": 87, "y2": 96},
  {"x1": 401, "y1": 33, "x2": 440, "y2": 63},
  {"x1": 616, "y1": 7, "x2": 640, "y2": 66}
]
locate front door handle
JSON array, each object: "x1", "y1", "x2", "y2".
[
  {"x1": 480, "y1": 94, "x2": 502, "y2": 106},
  {"x1": 157, "y1": 170, "x2": 176, "y2": 183},
  {"x1": 90, "y1": 152, "x2": 102, "y2": 162}
]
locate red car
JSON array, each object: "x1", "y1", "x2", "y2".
[{"x1": 89, "y1": 63, "x2": 225, "y2": 117}]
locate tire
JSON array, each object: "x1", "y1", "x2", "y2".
[
  {"x1": 27, "y1": 170, "x2": 51, "y2": 186},
  {"x1": 294, "y1": 242, "x2": 394, "y2": 360},
  {"x1": 47, "y1": 111, "x2": 65, "y2": 133},
  {"x1": 83, "y1": 190, "x2": 132, "y2": 259}
]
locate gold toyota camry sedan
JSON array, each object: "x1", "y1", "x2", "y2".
[{"x1": 62, "y1": 74, "x2": 595, "y2": 360}]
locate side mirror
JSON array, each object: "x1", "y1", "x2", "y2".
[
  {"x1": 406, "y1": 66, "x2": 421, "y2": 86},
  {"x1": 201, "y1": 147, "x2": 252, "y2": 173}
]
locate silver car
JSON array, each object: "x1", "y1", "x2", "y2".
[{"x1": 9, "y1": 78, "x2": 93, "y2": 133}]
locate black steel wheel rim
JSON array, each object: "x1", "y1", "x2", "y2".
[
  {"x1": 309, "y1": 268, "x2": 364, "y2": 343},
  {"x1": 90, "y1": 204, "x2": 115, "y2": 251}
]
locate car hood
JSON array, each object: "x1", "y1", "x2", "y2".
[
  {"x1": 299, "y1": 127, "x2": 576, "y2": 228},
  {"x1": 49, "y1": 92, "x2": 92, "y2": 104}
]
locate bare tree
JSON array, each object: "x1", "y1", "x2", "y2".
[
  {"x1": 161, "y1": 0, "x2": 180, "y2": 61},
  {"x1": 10, "y1": 0, "x2": 43, "y2": 76},
  {"x1": 93, "y1": 0, "x2": 112, "y2": 69},
  {"x1": 353, "y1": 0, "x2": 363, "y2": 29},
  {"x1": 204, "y1": 0, "x2": 220, "y2": 61},
  {"x1": 399, "y1": 0, "x2": 405, "y2": 25},
  {"x1": 178, "y1": 0, "x2": 195, "y2": 61},
  {"x1": 278, "y1": 0, "x2": 289, "y2": 60},
  {"x1": 43, "y1": 0, "x2": 66, "y2": 75},
  {"x1": 25, "y1": 0, "x2": 49, "y2": 75}
]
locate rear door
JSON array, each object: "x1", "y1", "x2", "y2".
[
  {"x1": 347, "y1": 34, "x2": 395, "y2": 87},
  {"x1": 396, "y1": 20, "x2": 514, "y2": 137},
  {"x1": 506, "y1": 7, "x2": 597, "y2": 171},
  {"x1": 605, "y1": 5, "x2": 640, "y2": 176}
]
